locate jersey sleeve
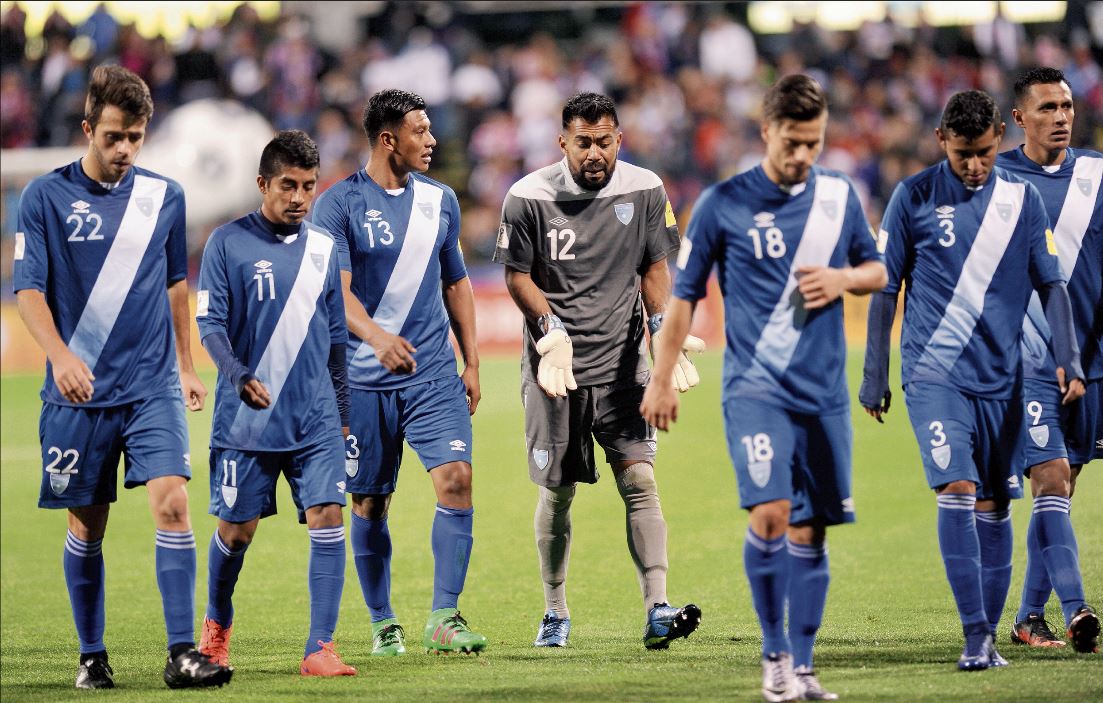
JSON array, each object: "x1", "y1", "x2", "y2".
[
  {"x1": 439, "y1": 190, "x2": 468, "y2": 284},
  {"x1": 644, "y1": 184, "x2": 681, "y2": 264},
  {"x1": 879, "y1": 182, "x2": 913, "y2": 295},
  {"x1": 195, "y1": 229, "x2": 230, "y2": 340},
  {"x1": 1023, "y1": 183, "x2": 1063, "y2": 289},
  {"x1": 12, "y1": 179, "x2": 48, "y2": 293},
  {"x1": 165, "y1": 185, "x2": 188, "y2": 284},
  {"x1": 492, "y1": 191, "x2": 537, "y2": 272},
  {"x1": 672, "y1": 185, "x2": 723, "y2": 303},
  {"x1": 843, "y1": 183, "x2": 882, "y2": 267},
  {"x1": 326, "y1": 243, "x2": 348, "y2": 345},
  {"x1": 309, "y1": 184, "x2": 352, "y2": 272}
]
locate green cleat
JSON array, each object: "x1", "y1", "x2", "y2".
[
  {"x1": 371, "y1": 618, "x2": 407, "y2": 657},
  {"x1": 423, "y1": 608, "x2": 487, "y2": 654}
]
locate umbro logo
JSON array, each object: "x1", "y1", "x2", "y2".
[
  {"x1": 935, "y1": 205, "x2": 955, "y2": 216},
  {"x1": 842, "y1": 497, "x2": 855, "y2": 513},
  {"x1": 450, "y1": 440, "x2": 467, "y2": 452},
  {"x1": 1095, "y1": 438, "x2": 1103, "y2": 449},
  {"x1": 753, "y1": 212, "x2": 775, "y2": 227},
  {"x1": 1007, "y1": 475, "x2": 1020, "y2": 488},
  {"x1": 549, "y1": 216, "x2": 568, "y2": 227},
  {"x1": 254, "y1": 259, "x2": 273, "y2": 271},
  {"x1": 336, "y1": 481, "x2": 346, "y2": 494},
  {"x1": 365, "y1": 209, "x2": 382, "y2": 220},
  {"x1": 71, "y1": 200, "x2": 91, "y2": 213}
]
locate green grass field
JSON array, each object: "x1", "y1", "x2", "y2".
[{"x1": 2, "y1": 353, "x2": 1100, "y2": 702}]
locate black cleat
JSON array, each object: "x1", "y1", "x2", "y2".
[
  {"x1": 1067, "y1": 605, "x2": 1101, "y2": 654},
  {"x1": 163, "y1": 647, "x2": 233, "y2": 689},
  {"x1": 75, "y1": 652, "x2": 115, "y2": 689},
  {"x1": 1010, "y1": 613, "x2": 1065, "y2": 648},
  {"x1": 643, "y1": 602, "x2": 702, "y2": 650}
]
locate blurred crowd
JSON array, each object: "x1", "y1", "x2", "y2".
[{"x1": 2, "y1": 1, "x2": 1101, "y2": 271}]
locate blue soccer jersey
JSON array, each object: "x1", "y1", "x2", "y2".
[
  {"x1": 880, "y1": 162, "x2": 1064, "y2": 398},
  {"x1": 13, "y1": 161, "x2": 187, "y2": 407},
  {"x1": 196, "y1": 212, "x2": 347, "y2": 451},
  {"x1": 309, "y1": 170, "x2": 467, "y2": 390},
  {"x1": 674, "y1": 165, "x2": 882, "y2": 414},
  {"x1": 997, "y1": 147, "x2": 1102, "y2": 382}
]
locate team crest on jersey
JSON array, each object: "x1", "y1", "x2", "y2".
[
  {"x1": 136, "y1": 197, "x2": 154, "y2": 217},
  {"x1": 417, "y1": 202, "x2": 434, "y2": 219},
  {"x1": 748, "y1": 460, "x2": 771, "y2": 488},
  {"x1": 614, "y1": 202, "x2": 634, "y2": 225},
  {"x1": 820, "y1": 200, "x2": 838, "y2": 220},
  {"x1": 1029, "y1": 424, "x2": 1050, "y2": 447},
  {"x1": 345, "y1": 458, "x2": 359, "y2": 477},
  {"x1": 49, "y1": 472, "x2": 70, "y2": 495},
  {"x1": 221, "y1": 484, "x2": 238, "y2": 508},
  {"x1": 549, "y1": 216, "x2": 568, "y2": 227},
  {"x1": 311, "y1": 253, "x2": 324, "y2": 272},
  {"x1": 931, "y1": 444, "x2": 951, "y2": 470},
  {"x1": 996, "y1": 203, "x2": 1012, "y2": 222},
  {"x1": 1078, "y1": 178, "x2": 1091, "y2": 196},
  {"x1": 532, "y1": 448, "x2": 550, "y2": 471},
  {"x1": 71, "y1": 200, "x2": 91, "y2": 214}
]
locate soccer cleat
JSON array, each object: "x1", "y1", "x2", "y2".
[
  {"x1": 1067, "y1": 605, "x2": 1100, "y2": 654},
  {"x1": 643, "y1": 602, "x2": 702, "y2": 650},
  {"x1": 533, "y1": 610, "x2": 571, "y2": 647},
  {"x1": 423, "y1": 608, "x2": 487, "y2": 654},
  {"x1": 761, "y1": 652, "x2": 799, "y2": 702},
  {"x1": 986, "y1": 638, "x2": 1009, "y2": 667},
  {"x1": 793, "y1": 665, "x2": 838, "y2": 701},
  {"x1": 371, "y1": 619, "x2": 407, "y2": 657},
  {"x1": 957, "y1": 634, "x2": 992, "y2": 672},
  {"x1": 300, "y1": 641, "x2": 357, "y2": 676},
  {"x1": 1010, "y1": 613, "x2": 1066, "y2": 647},
  {"x1": 75, "y1": 652, "x2": 114, "y2": 689},
  {"x1": 199, "y1": 617, "x2": 233, "y2": 667},
  {"x1": 163, "y1": 647, "x2": 233, "y2": 688}
]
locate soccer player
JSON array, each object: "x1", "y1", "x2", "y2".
[
  {"x1": 860, "y1": 90, "x2": 1085, "y2": 670},
  {"x1": 997, "y1": 67, "x2": 1100, "y2": 654},
  {"x1": 495, "y1": 92, "x2": 703, "y2": 651},
  {"x1": 12, "y1": 65, "x2": 231, "y2": 689},
  {"x1": 644, "y1": 74, "x2": 887, "y2": 701},
  {"x1": 309, "y1": 89, "x2": 486, "y2": 656},
  {"x1": 195, "y1": 130, "x2": 356, "y2": 676}
]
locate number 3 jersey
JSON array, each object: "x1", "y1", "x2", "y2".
[
  {"x1": 675, "y1": 164, "x2": 881, "y2": 415},
  {"x1": 13, "y1": 160, "x2": 187, "y2": 407},
  {"x1": 880, "y1": 162, "x2": 1063, "y2": 399},
  {"x1": 196, "y1": 212, "x2": 346, "y2": 451},
  {"x1": 309, "y1": 170, "x2": 467, "y2": 390},
  {"x1": 494, "y1": 158, "x2": 680, "y2": 386}
]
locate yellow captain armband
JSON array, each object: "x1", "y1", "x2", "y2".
[
  {"x1": 1044, "y1": 228, "x2": 1058, "y2": 256},
  {"x1": 665, "y1": 200, "x2": 677, "y2": 228}
]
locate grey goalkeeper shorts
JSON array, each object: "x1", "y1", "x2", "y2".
[{"x1": 521, "y1": 377, "x2": 657, "y2": 487}]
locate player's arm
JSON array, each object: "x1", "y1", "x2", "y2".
[
  {"x1": 324, "y1": 260, "x2": 350, "y2": 435},
  {"x1": 442, "y1": 276, "x2": 480, "y2": 414},
  {"x1": 797, "y1": 260, "x2": 887, "y2": 309},
  {"x1": 167, "y1": 279, "x2": 207, "y2": 411},
  {"x1": 641, "y1": 296, "x2": 697, "y2": 431},
  {"x1": 16, "y1": 290, "x2": 94, "y2": 404},
  {"x1": 339, "y1": 271, "x2": 417, "y2": 375},
  {"x1": 641, "y1": 257, "x2": 705, "y2": 392},
  {"x1": 504, "y1": 266, "x2": 576, "y2": 398}
]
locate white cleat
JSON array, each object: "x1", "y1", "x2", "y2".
[
  {"x1": 762, "y1": 652, "x2": 799, "y2": 702},
  {"x1": 794, "y1": 665, "x2": 839, "y2": 700}
]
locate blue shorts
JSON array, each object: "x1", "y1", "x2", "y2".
[
  {"x1": 1022, "y1": 377, "x2": 1069, "y2": 471},
  {"x1": 722, "y1": 397, "x2": 855, "y2": 526},
  {"x1": 904, "y1": 382, "x2": 1025, "y2": 501},
  {"x1": 37, "y1": 394, "x2": 190, "y2": 509},
  {"x1": 1066, "y1": 379, "x2": 1102, "y2": 465},
  {"x1": 209, "y1": 436, "x2": 346, "y2": 524},
  {"x1": 345, "y1": 375, "x2": 473, "y2": 495}
]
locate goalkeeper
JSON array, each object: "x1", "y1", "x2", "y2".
[{"x1": 493, "y1": 92, "x2": 703, "y2": 650}]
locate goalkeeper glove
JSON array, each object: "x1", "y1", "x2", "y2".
[
  {"x1": 535, "y1": 314, "x2": 577, "y2": 398},
  {"x1": 649, "y1": 313, "x2": 705, "y2": 392}
]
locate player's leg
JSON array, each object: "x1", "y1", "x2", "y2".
[{"x1": 67, "y1": 505, "x2": 113, "y2": 689}]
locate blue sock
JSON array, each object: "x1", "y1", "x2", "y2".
[
  {"x1": 787, "y1": 541, "x2": 829, "y2": 670},
  {"x1": 431, "y1": 504, "x2": 474, "y2": 611},
  {"x1": 350, "y1": 512, "x2": 394, "y2": 622},
  {"x1": 155, "y1": 529, "x2": 197, "y2": 649},
  {"x1": 975, "y1": 507, "x2": 1012, "y2": 636},
  {"x1": 743, "y1": 528, "x2": 791, "y2": 656},
  {"x1": 205, "y1": 531, "x2": 248, "y2": 627},
  {"x1": 306, "y1": 526, "x2": 346, "y2": 656},
  {"x1": 1033, "y1": 495, "x2": 1085, "y2": 625},
  {"x1": 1017, "y1": 508, "x2": 1053, "y2": 622},
  {"x1": 935, "y1": 494, "x2": 987, "y2": 650},
  {"x1": 64, "y1": 531, "x2": 106, "y2": 654}
]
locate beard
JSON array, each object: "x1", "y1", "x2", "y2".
[{"x1": 570, "y1": 159, "x2": 617, "y2": 191}]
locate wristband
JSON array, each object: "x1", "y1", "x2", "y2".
[
  {"x1": 647, "y1": 313, "x2": 664, "y2": 336},
  {"x1": 538, "y1": 313, "x2": 565, "y2": 336}
]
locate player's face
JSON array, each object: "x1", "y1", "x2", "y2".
[
  {"x1": 386, "y1": 110, "x2": 436, "y2": 174},
  {"x1": 257, "y1": 166, "x2": 318, "y2": 226},
  {"x1": 761, "y1": 115, "x2": 826, "y2": 187},
  {"x1": 82, "y1": 104, "x2": 146, "y2": 183},
  {"x1": 559, "y1": 117, "x2": 622, "y2": 191},
  {"x1": 1013, "y1": 82, "x2": 1074, "y2": 153},
  {"x1": 936, "y1": 123, "x2": 1005, "y2": 188}
]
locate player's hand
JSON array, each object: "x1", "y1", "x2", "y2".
[
  {"x1": 797, "y1": 265, "x2": 849, "y2": 310},
  {"x1": 372, "y1": 331, "x2": 417, "y2": 375},
  {"x1": 462, "y1": 365, "x2": 481, "y2": 415},
  {"x1": 240, "y1": 377, "x2": 271, "y2": 410},
  {"x1": 1056, "y1": 367, "x2": 1086, "y2": 405},
  {"x1": 535, "y1": 328, "x2": 577, "y2": 398},
  {"x1": 179, "y1": 368, "x2": 207, "y2": 411},
  {"x1": 860, "y1": 389, "x2": 892, "y2": 423},
  {"x1": 51, "y1": 348, "x2": 95, "y2": 404},
  {"x1": 640, "y1": 375, "x2": 680, "y2": 431},
  {"x1": 673, "y1": 335, "x2": 706, "y2": 392},
  {"x1": 342, "y1": 426, "x2": 350, "y2": 440}
]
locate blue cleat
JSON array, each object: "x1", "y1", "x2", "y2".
[
  {"x1": 643, "y1": 602, "x2": 701, "y2": 650},
  {"x1": 957, "y1": 633, "x2": 992, "y2": 671},
  {"x1": 534, "y1": 611, "x2": 570, "y2": 647},
  {"x1": 986, "y1": 638, "x2": 1009, "y2": 667}
]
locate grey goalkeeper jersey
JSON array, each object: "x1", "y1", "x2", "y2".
[{"x1": 494, "y1": 158, "x2": 681, "y2": 386}]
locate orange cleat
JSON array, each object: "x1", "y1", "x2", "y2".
[
  {"x1": 300, "y1": 641, "x2": 357, "y2": 676},
  {"x1": 199, "y1": 617, "x2": 233, "y2": 667}
]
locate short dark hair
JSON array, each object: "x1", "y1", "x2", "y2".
[
  {"x1": 362, "y1": 89, "x2": 426, "y2": 143},
  {"x1": 762, "y1": 74, "x2": 827, "y2": 123},
  {"x1": 561, "y1": 92, "x2": 619, "y2": 130},
  {"x1": 1013, "y1": 66, "x2": 1068, "y2": 105},
  {"x1": 940, "y1": 90, "x2": 1001, "y2": 139},
  {"x1": 84, "y1": 64, "x2": 153, "y2": 129},
  {"x1": 258, "y1": 129, "x2": 319, "y2": 182}
]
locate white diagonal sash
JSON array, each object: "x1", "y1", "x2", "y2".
[
  {"x1": 68, "y1": 175, "x2": 167, "y2": 369},
  {"x1": 229, "y1": 228, "x2": 333, "y2": 444},
  {"x1": 1053, "y1": 155, "x2": 1101, "y2": 278}
]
